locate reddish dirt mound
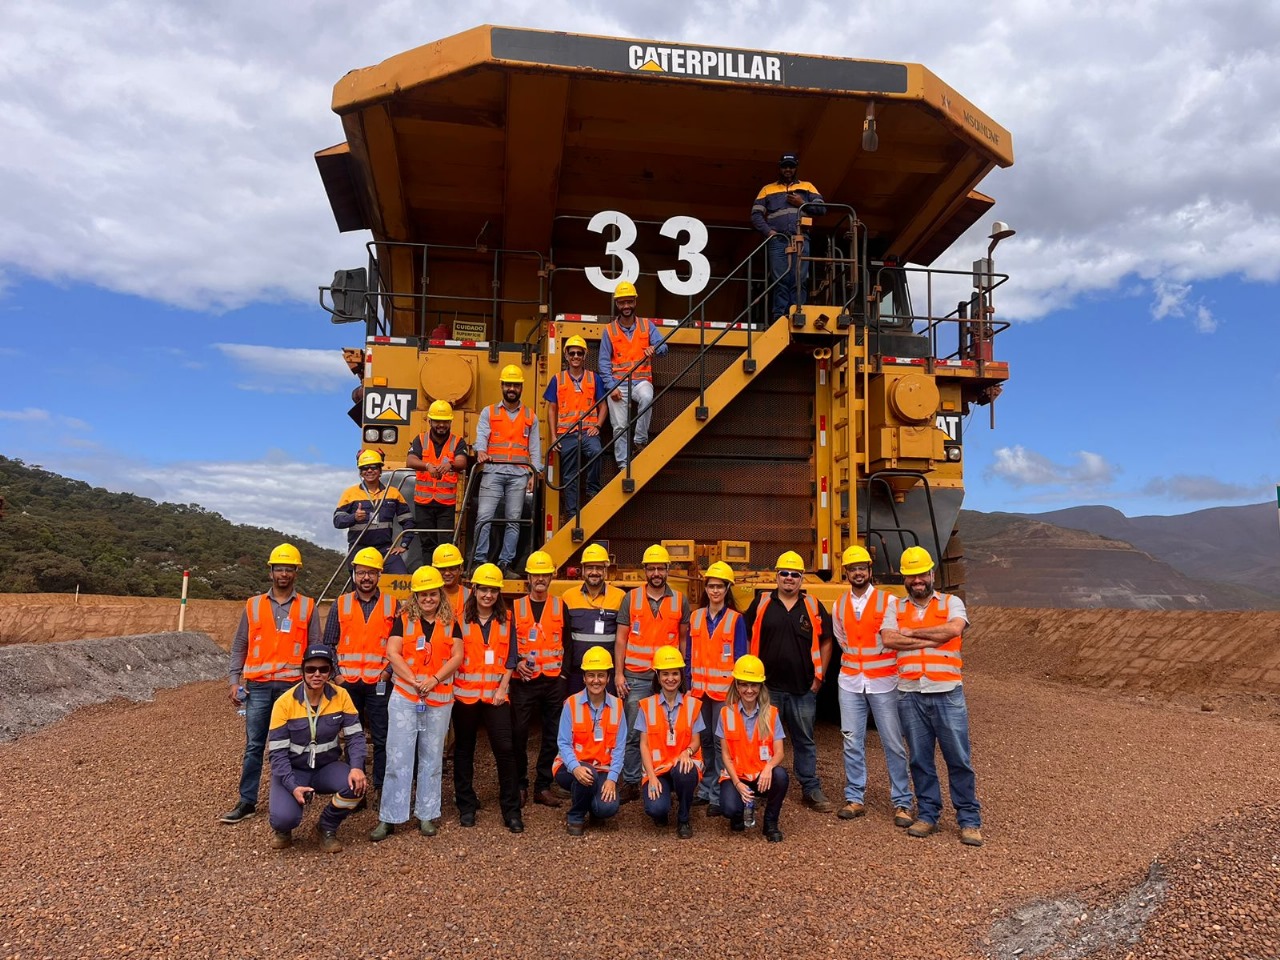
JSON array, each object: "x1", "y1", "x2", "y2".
[{"x1": 0, "y1": 594, "x2": 247, "y2": 649}]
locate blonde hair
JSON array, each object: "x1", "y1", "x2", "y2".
[
  {"x1": 409, "y1": 588, "x2": 453, "y2": 630},
  {"x1": 725, "y1": 678, "x2": 772, "y2": 721}
]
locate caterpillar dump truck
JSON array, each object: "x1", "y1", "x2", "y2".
[{"x1": 315, "y1": 25, "x2": 1013, "y2": 605}]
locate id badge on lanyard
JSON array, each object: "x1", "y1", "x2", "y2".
[
  {"x1": 759, "y1": 744, "x2": 772, "y2": 761},
  {"x1": 280, "y1": 618, "x2": 293, "y2": 633},
  {"x1": 594, "y1": 618, "x2": 605, "y2": 635},
  {"x1": 484, "y1": 648, "x2": 496, "y2": 665}
]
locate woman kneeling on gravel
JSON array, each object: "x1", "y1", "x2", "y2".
[
  {"x1": 554, "y1": 645, "x2": 627, "y2": 836},
  {"x1": 637, "y1": 645, "x2": 704, "y2": 839},
  {"x1": 718, "y1": 655, "x2": 789, "y2": 842},
  {"x1": 267, "y1": 645, "x2": 367, "y2": 852},
  {"x1": 371, "y1": 565, "x2": 464, "y2": 842}
]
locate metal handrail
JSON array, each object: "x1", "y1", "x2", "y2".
[
  {"x1": 319, "y1": 467, "x2": 415, "y2": 601},
  {"x1": 859, "y1": 470, "x2": 944, "y2": 577}
]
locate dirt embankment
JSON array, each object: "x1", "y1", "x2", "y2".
[{"x1": 0, "y1": 594, "x2": 248, "y2": 649}]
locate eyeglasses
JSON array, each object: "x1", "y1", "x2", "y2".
[
  {"x1": 777, "y1": 570, "x2": 803, "y2": 579},
  {"x1": 303, "y1": 665, "x2": 332, "y2": 675},
  {"x1": 566, "y1": 350, "x2": 586, "y2": 358}
]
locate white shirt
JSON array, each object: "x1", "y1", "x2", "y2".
[
  {"x1": 832, "y1": 586, "x2": 899, "y2": 695},
  {"x1": 895, "y1": 592, "x2": 968, "y2": 694}
]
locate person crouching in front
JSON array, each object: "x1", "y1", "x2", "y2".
[
  {"x1": 638, "y1": 645, "x2": 704, "y2": 839},
  {"x1": 554, "y1": 645, "x2": 627, "y2": 836},
  {"x1": 718, "y1": 655, "x2": 789, "y2": 842}
]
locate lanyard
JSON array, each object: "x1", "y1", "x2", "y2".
[
  {"x1": 303, "y1": 694, "x2": 323, "y2": 768},
  {"x1": 662, "y1": 694, "x2": 682, "y2": 730}
]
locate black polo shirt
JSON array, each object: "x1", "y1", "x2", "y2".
[{"x1": 744, "y1": 590, "x2": 833, "y2": 696}]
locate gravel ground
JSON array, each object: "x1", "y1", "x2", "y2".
[{"x1": 2, "y1": 672, "x2": 1279, "y2": 960}]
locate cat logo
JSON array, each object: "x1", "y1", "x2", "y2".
[
  {"x1": 364, "y1": 388, "x2": 416, "y2": 424},
  {"x1": 935, "y1": 413, "x2": 962, "y2": 444}
]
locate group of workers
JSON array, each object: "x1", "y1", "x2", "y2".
[{"x1": 221, "y1": 539, "x2": 983, "y2": 852}]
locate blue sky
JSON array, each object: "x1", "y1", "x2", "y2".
[{"x1": 2, "y1": 1, "x2": 1278, "y2": 549}]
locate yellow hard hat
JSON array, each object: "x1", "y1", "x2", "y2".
[
  {"x1": 652, "y1": 645, "x2": 686, "y2": 671},
  {"x1": 351, "y1": 547, "x2": 385, "y2": 571},
  {"x1": 642, "y1": 544, "x2": 671, "y2": 565},
  {"x1": 356, "y1": 449, "x2": 384, "y2": 469},
  {"x1": 614, "y1": 280, "x2": 638, "y2": 300},
  {"x1": 842, "y1": 545, "x2": 872, "y2": 567},
  {"x1": 432, "y1": 543, "x2": 464, "y2": 569},
  {"x1": 581, "y1": 544, "x2": 610, "y2": 565},
  {"x1": 581, "y1": 645, "x2": 615, "y2": 672},
  {"x1": 900, "y1": 546, "x2": 936, "y2": 576},
  {"x1": 705, "y1": 561, "x2": 736, "y2": 584},
  {"x1": 267, "y1": 543, "x2": 303, "y2": 568},
  {"x1": 411, "y1": 566, "x2": 444, "y2": 592},
  {"x1": 500, "y1": 364, "x2": 525, "y2": 384},
  {"x1": 564, "y1": 335, "x2": 588, "y2": 352},
  {"x1": 775, "y1": 550, "x2": 805, "y2": 573},
  {"x1": 428, "y1": 399, "x2": 454, "y2": 421},
  {"x1": 471, "y1": 563, "x2": 505, "y2": 589},
  {"x1": 732, "y1": 655, "x2": 766, "y2": 683},
  {"x1": 525, "y1": 551, "x2": 556, "y2": 575}
]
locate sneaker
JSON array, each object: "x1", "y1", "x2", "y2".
[
  {"x1": 894, "y1": 808, "x2": 915, "y2": 829},
  {"x1": 907, "y1": 819, "x2": 938, "y2": 838},
  {"x1": 837, "y1": 802, "x2": 866, "y2": 820},
  {"x1": 803, "y1": 789, "x2": 835, "y2": 813},
  {"x1": 269, "y1": 830, "x2": 291, "y2": 850},
  {"x1": 315, "y1": 825, "x2": 343, "y2": 853},
  {"x1": 219, "y1": 801, "x2": 256, "y2": 824},
  {"x1": 764, "y1": 821, "x2": 784, "y2": 843},
  {"x1": 566, "y1": 820, "x2": 586, "y2": 837},
  {"x1": 419, "y1": 819, "x2": 438, "y2": 837},
  {"x1": 677, "y1": 822, "x2": 693, "y2": 840},
  {"x1": 959, "y1": 827, "x2": 985, "y2": 847},
  {"x1": 369, "y1": 821, "x2": 395, "y2": 843}
]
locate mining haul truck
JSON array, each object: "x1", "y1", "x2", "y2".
[{"x1": 315, "y1": 25, "x2": 1014, "y2": 607}]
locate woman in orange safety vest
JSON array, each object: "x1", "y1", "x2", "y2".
[
  {"x1": 637, "y1": 645, "x2": 704, "y2": 839},
  {"x1": 717, "y1": 654, "x2": 789, "y2": 842},
  {"x1": 370, "y1": 565, "x2": 464, "y2": 842}
]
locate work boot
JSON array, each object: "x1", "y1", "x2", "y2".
[
  {"x1": 803, "y1": 789, "x2": 835, "y2": 813},
  {"x1": 837, "y1": 802, "x2": 866, "y2": 820},
  {"x1": 269, "y1": 830, "x2": 292, "y2": 850},
  {"x1": 566, "y1": 820, "x2": 586, "y2": 837},
  {"x1": 651, "y1": 813, "x2": 669, "y2": 828},
  {"x1": 505, "y1": 816, "x2": 525, "y2": 834},
  {"x1": 534, "y1": 789, "x2": 563, "y2": 808},
  {"x1": 550, "y1": 782, "x2": 572, "y2": 800},
  {"x1": 907, "y1": 819, "x2": 938, "y2": 838},
  {"x1": 219, "y1": 801, "x2": 256, "y2": 824},
  {"x1": 692, "y1": 796, "x2": 710, "y2": 807},
  {"x1": 729, "y1": 815, "x2": 745, "y2": 833},
  {"x1": 369, "y1": 821, "x2": 395, "y2": 843},
  {"x1": 677, "y1": 822, "x2": 693, "y2": 840},
  {"x1": 706, "y1": 805, "x2": 723, "y2": 819},
  {"x1": 420, "y1": 818, "x2": 439, "y2": 837},
  {"x1": 315, "y1": 825, "x2": 343, "y2": 853},
  {"x1": 764, "y1": 820, "x2": 784, "y2": 843},
  {"x1": 894, "y1": 807, "x2": 915, "y2": 828},
  {"x1": 618, "y1": 782, "x2": 640, "y2": 805},
  {"x1": 959, "y1": 827, "x2": 985, "y2": 847}
]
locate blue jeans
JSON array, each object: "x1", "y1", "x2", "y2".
[
  {"x1": 697, "y1": 697, "x2": 725, "y2": 804},
  {"x1": 766, "y1": 233, "x2": 810, "y2": 322},
  {"x1": 643, "y1": 766, "x2": 700, "y2": 825},
  {"x1": 238, "y1": 680, "x2": 293, "y2": 805},
  {"x1": 898, "y1": 687, "x2": 981, "y2": 828},
  {"x1": 472, "y1": 469, "x2": 527, "y2": 567},
  {"x1": 838, "y1": 686, "x2": 913, "y2": 808},
  {"x1": 719, "y1": 767, "x2": 789, "y2": 824},
  {"x1": 770, "y1": 688, "x2": 820, "y2": 796},
  {"x1": 621, "y1": 669, "x2": 653, "y2": 785},
  {"x1": 558, "y1": 432, "x2": 602, "y2": 516},
  {"x1": 555, "y1": 766, "x2": 621, "y2": 825}
]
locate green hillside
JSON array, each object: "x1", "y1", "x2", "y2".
[{"x1": 0, "y1": 456, "x2": 344, "y2": 599}]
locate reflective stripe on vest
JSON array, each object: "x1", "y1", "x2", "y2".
[
  {"x1": 719, "y1": 703, "x2": 778, "y2": 782},
  {"x1": 748, "y1": 592, "x2": 824, "y2": 680},
  {"x1": 335, "y1": 592, "x2": 396, "y2": 683},
  {"x1": 641, "y1": 694, "x2": 704, "y2": 779},
  {"x1": 413, "y1": 433, "x2": 460, "y2": 505},
  {"x1": 485, "y1": 403, "x2": 534, "y2": 465},
  {"x1": 393, "y1": 615, "x2": 454, "y2": 707},
  {"x1": 552, "y1": 694, "x2": 622, "y2": 775},
  {"x1": 835, "y1": 590, "x2": 896, "y2": 680},
  {"x1": 689, "y1": 608, "x2": 740, "y2": 701},
  {"x1": 454, "y1": 617, "x2": 511, "y2": 703},
  {"x1": 895, "y1": 595, "x2": 963, "y2": 683},
  {"x1": 607, "y1": 320, "x2": 654, "y2": 382},
  {"x1": 243, "y1": 594, "x2": 313, "y2": 683},
  {"x1": 555, "y1": 371, "x2": 600, "y2": 435},
  {"x1": 513, "y1": 596, "x2": 564, "y2": 677},
  {"x1": 624, "y1": 588, "x2": 682, "y2": 674}
]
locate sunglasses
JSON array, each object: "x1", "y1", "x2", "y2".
[
  {"x1": 777, "y1": 570, "x2": 803, "y2": 579},
  {"x1": 566, "y1": 350, "x2": 586, "y2": 358},
  {"x1": 359, "y1": 465, "x2": 381, "y2": 472},
  {"x1": 303, "y1": 665, "x2": 332, "y2": 675}
]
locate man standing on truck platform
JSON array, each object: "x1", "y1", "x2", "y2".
[
  {"x1": 744, "y1": 550, "x2": 836, "y2": 813},
  {"x1": 880, "y1": 546, "x2": 983, "y2": 847},
  {"x1": 333, "y1": 450, "x2": 413, "y2": 574},
  {"x1": 751, "y1": 153, "x2": 826, "y2": 323},
  {"x1": 598, "y1": 280, "x2": 666, "y2": 470},
  {"x1": 472, "y1": 364, "x2": 543, "y2": 578},
  {"x1": 546, "y1": 334, "x2": 609, "y2": 516},
  {"x1": 405, "y1": 400, "x2": 468, "y2": 569},
  {"x1": 221, "y1": 543, "x2": 323, "y2": 825}
]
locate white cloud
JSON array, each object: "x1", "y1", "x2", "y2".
[
  {"x1": 1149, "y1": 278, "x2": 1218, "y2": 333},
  {"x1": 0, "y1": 407, "x2": 51, "y2": 422},
  {"x1": 1141, "y1": 474, "x2": 1270, "y2": 502},
  {"x1": 989, "y1": 445, "x2": 1117, "y2": 491},
  {"x1": 2, "y1": 1, "x2": 1280, "y2": 323},
  {"x1": 214, "y1": 343, "x2": 352, "y2": 393}
]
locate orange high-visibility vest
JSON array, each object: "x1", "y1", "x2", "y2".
[
  {"x1": 640, "y1": 693, "x2": 704, "y2": 780},
  {"x1": 719, "y1": 702, "x2": 780, "y2": 782},
  {"x1": 749, "y1": 592, "x2": 825, "y2": 681},
  {"x1": 243, "y1": 594, "x2": 314, "y2": 683},
  {"x1": 413, "y1": 433, "x2": 461, "y2": 505},
  {"x1": 896, "y1": 595, "x2": 963, "y2": 684},
  {"x1": 624, "y1": 588, "x2": 682, "y2": 674},
  {"x1": 392, "y1": 615, "x2": 455, "y2": 707},
  {"x1": 442, "y1": 584, "x2": 470, "y2": 621},
  {"x1": 607, "y1": 319, "x2": 656, "y2": 383},
  {"x1": 512, "y1": 596, "x2": 564, "y2": 677},
  {"x1": 689, "y1": 607, "x2": 741, "y2": 702},
  {"x1": 454, "y1": 616, "x2": 511, "y2": 704},
  {"x1": 485, "y1": 403, "x2": 535, "y2": 465},
  {"x1": 555, "y1": 371, "x2": 600, "y2": 436},
  {"x1": 552, "y1": 693, "x2": 623, "y2": 775},
  {"x1": 334, "y1": 591, "x2": 396, "y2": 683},
  {"x1": 834, "y1": 589, "x2": 897, "y2": 680}
]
